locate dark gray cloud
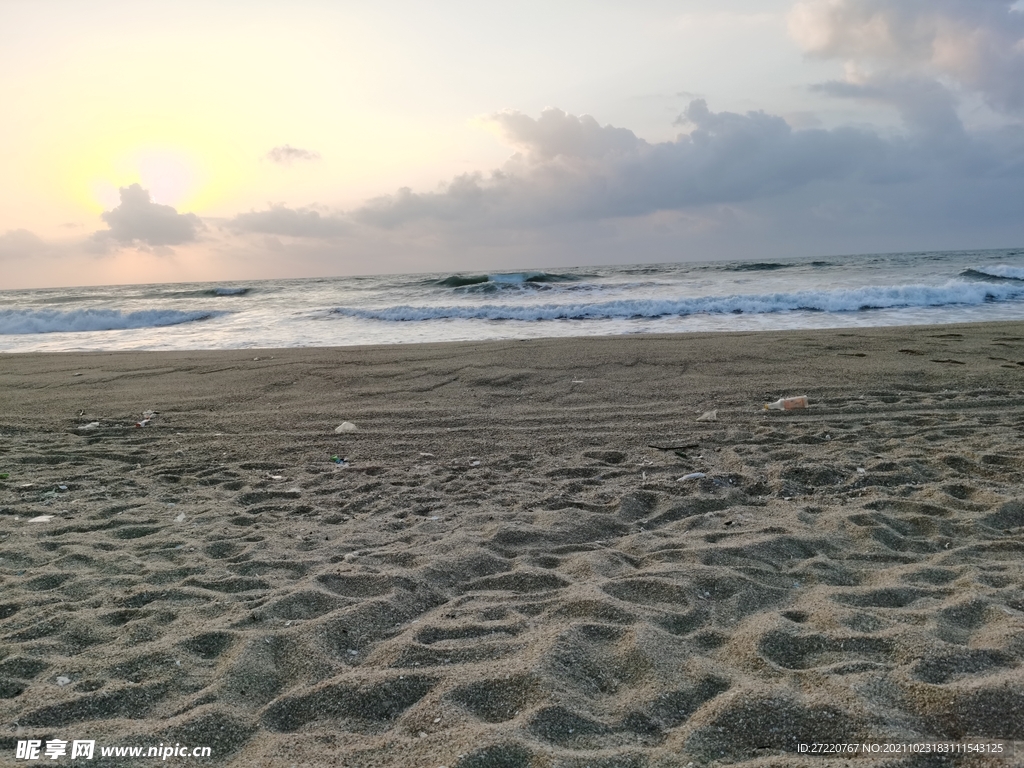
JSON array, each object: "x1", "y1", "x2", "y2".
[
  {"x1": 96, "y1": 184, "x2": 202, "y2": 246},
  {"x1": 266, "y1": 145, "x2": 321, "y2": 164},
  {"x1": 230, "y1": 205, "x2": 347, "y2": 237},
  {"x1": 354, "y1": 102, "x2": 910, "y2": 227},
  {"x1": 350, "y1": 100, "x2": 1024, "y2": 241},
  {"x1": 790, "y1": 0, "x2": 1024, "y2": 112},
  {"x1": 0, "y1": 229, "x2": 46, "y2": 260},
  {"x1": 812, "y1": 74, "x2": 967, "y2": 146}
]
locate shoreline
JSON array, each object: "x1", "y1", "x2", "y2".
[{"x1": 2, "y1": 320, "x2": 1024, "y2": 766}]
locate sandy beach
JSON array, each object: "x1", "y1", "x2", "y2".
[{"x1": 2, "y1": 322, "x2": 1024, "y2": 767}]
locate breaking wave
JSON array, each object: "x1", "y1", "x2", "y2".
[
  {"x1": 210, "y1": 286, "x2": 250, "y2": 296},
  {"x1": 332, "y1": 280, "x2": 1024, "y2": 322},
  {"x1": 965, "y1": 265, "x2": 1024, "y2": 281},
  {"x1": 150, "y1": 286, "x2": 252, "y2": 298},
  {"x1": 433, "y1": 272, "x2": 581, "y2": 289},
  {"x1": 0, "y1": 309, "x2": 221, "y2": 335},
  {"x1": 726, "y1": 262, "x2": 793, "y2": 271}
]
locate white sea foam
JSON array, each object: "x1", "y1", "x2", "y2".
[
  {"x1": 332, "y1": 280, "x2": 1024, "y2": 322},
  {"x1": 0, "y1": 309, "x2": 220, "y2": 335}
]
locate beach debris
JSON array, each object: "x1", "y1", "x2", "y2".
[
  {"x1": 678, "y1": 472, "x2": 707, "y2": 482},
  {"x1": 696, "y1": 409, "x2": 718, "y2": 422},
  {"x1": 857, "y1": 467, "x2": 866, "y2": 474},
  {"x1": 0, "y1": 473, "x2": 8, "y2": 480},
  {"x1": 267, "y1": 474, "x2": 286, "y2": 481},
  {"x1": 135, "y1": 418, "x2": 152, "y2": 428},
  {"x1": 55, "y1": 676, "x2": 71, "y2": 687},
  {"x1": 648, "y1": 442, "x2": 699, "y2": 451},
  {"x1": 174, "y1": 512, "x2": 186, "y2": 523},
  {"x1": 469, "y1": 460, "x2": 481, "y2": 467},
  {"x1": 72, "y1": 372, "x2": 83, "y2": 377},
  {"x1": 419, "y1": 452, "x2": 434, "y2": 458},
  {"x1": 331, "y1": 455, "x2": 348, "y2": 465},
  {"x1": 764, "y1": 395, "x2": 809, "y2": 411},
  {"x1": 78, "y1": 421, "x2": 100, "y2": 430},
  {"x1": 58, "y1": 485, "x2": 68, "y2": 491},
  {"x1": 335, "y1": 421, "x2": 357, "y2": 433},
  {"x1": 27, "y1": 515, "x2": 54, "y2": 523}
]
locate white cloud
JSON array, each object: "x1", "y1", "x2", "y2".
[
  {"x1": 95, "y1": 184, "x2": 203, "y2": 247},
  {"x1": 789, "y1": 0, "x2": 1024, "y2": 112}
]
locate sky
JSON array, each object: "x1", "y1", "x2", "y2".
[{"x1": 2, "y1": 0, "x2": 1024, "y2": 289}]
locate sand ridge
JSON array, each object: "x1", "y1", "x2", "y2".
[{"x1": 2, "y1": 323, "x2": 1024, "y2": 766}]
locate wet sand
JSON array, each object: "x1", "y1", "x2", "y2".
[{"x1": 2, "y1": 323, "x2": 1024, "y2": 766}]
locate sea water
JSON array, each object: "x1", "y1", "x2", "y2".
[{"x1": 2, "y1": 248, "x2": 1024, "y2": 352}]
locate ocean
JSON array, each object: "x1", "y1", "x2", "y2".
[{"x1": 2, "y1": 248, "x2": 1024, "y2": 353}]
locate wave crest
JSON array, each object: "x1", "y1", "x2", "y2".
[
  {"x1": 0, "y1": 309, "x2": 221, "y2": 335},
  {"x1": 432, "y1": 272, "x2": 580, "y2": 289},
  {"x1": 965, "y1": 265, "x2": 1024, "y2": 281},
  {"x1": 332, "y1": 280, "x2": 1024, "y2": 322}
]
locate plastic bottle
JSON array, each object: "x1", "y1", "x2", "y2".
[{"x1": 764, "y1": 395, "x2": 808, "y2": 411}]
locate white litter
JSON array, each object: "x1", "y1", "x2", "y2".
[
  {"x1": 174, "y1": 512, "x2": 186, "y2": 523},
  {"x1": 28, "y1": 515, "x2": 54, "y2": 523},
  {"x1": 55, "y1": 676, "x2": 71, "y2": 687},
  {"x1": 78, "y1": 422, "x2": 100, "y2": 430},
  {"x1": 696, "y1": 410, "x2": 718, "y2": 422},
  {"x1": 335, "y1": 421, "x2": 357, "y2": 433},
  {"x1": 857, "y1": 467, "x2": 866, "y2": 474},
  {"x1": 678, "y1": 472, "x2": 707, "y2": 482}
]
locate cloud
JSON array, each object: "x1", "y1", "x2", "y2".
[
  {"x1": 355, "y1": 103, "x2": 910, "y2": 228},
  {"x1": 266, "y1": 145, "x2": 322, "y2": 164},
  {"x1": 349, "y1": 100, "x2": 1024, "y2": 248},
  {"x1": 0, "y1": 229, "x2": 47, "y2": 260},
  {"x1": 789, "y1": 0, "x2": 1024, "y2": 112},
  {"x1": 488, "y1": 107, "x2": 641, "y2": 161},
  {"x1": 812, "y1": 73, "x2": 967, "y2": 145},
  {"x1": 95, "y1": 184, "x2": 202, "y2": 247},
  {"x1": 229, "y1": 204, "x2": 348, "y2": 237}
]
